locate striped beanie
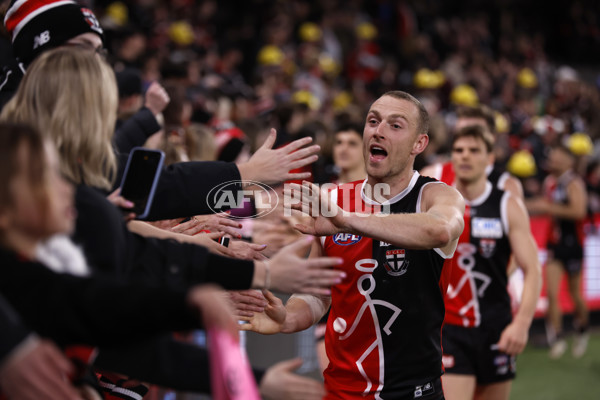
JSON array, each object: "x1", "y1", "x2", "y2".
[{"x1": 4, "y1": 0, "x2": 104, "y2": 65}]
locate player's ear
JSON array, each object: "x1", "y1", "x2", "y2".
[{"x1": 412, "y1": 133, "x2": 429, "y2": 155}]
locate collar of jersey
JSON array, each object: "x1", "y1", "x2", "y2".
[
  {"x1": 464, "y1": 181, "x2": 492, "y2": 207},
  {"x1": 360, "y1": 170, "x2": 420, "y2": 206}
]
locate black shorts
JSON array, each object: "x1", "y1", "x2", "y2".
[
  {"x1": 386, "y1": 377, "x2": 444, "y2": 400},
  {"x1": 328, "y1": 377, "x2": 445, "y2": 400},
  {"x1": 442, "y1": 324, "x2": 516, "y2": 384},
  {"x1": 548, "y1": 244, "x2": 584, "y2": 275}
]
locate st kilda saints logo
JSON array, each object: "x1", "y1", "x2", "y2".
[
  {"x1": 384, "y1": 249, "x2": 409, "y2": 276},
  {"x1": 81, "y1": 8, "x2": 103, "y2": 35}
]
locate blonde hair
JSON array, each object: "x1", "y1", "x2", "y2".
[{"x1": 1, "y1": 47, "x2": 118, "y2": 190}]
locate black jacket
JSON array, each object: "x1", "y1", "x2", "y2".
[
  {"x1": 94, "y1": 336, "x2": 265, "y2": 393},
  {"x1": 0, "y1": 293, "x2": 31, "y2": 365},
  {"x1": 113, "y1": 108, "x2": 161, "y2": 155},
  {"x1": 0, "y1": 247, "x2": 265, "y2": 393},
  {"x1": 0, "y1": 247, "x2": 199, "y2": 346},
  {"x1": 113, "y1": 155, "x2": 243, "y2": 221},
  {"x1": 73, "y1": 184, "x2": 254, "y2": 289}
]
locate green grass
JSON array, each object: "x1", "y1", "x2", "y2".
[{"x1": 511, "y1": 332, "x2": 600, "y2": 399}]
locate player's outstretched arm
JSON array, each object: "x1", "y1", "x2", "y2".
[
  {"x1": 525, "y1": 178, "x2": 586, "y2": 220},
  {"x1": 289, "y1": 181, "x2": 464, "y2": 254},
  {"x1": 251, "y1": 237, "x2": 345, "y2": 295},
  {"x1": 240, "y1": 240, "x2": 332, "y2": 335}
]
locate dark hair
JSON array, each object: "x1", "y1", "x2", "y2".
[
  {"x1": 115, "y1": 68, "x2": 142, "y2": 98},
  {"x1": 381, "y1": 91, "x2": 430, "y2": 136},
  {"x1": 452, "y1": 125, "x2": 495, "y2": 153},
  {"x1": 336, "y1": 122, "x2": 363, "y2": 138},
  {"x1": 0, "y1": 122, "x2": 47, "y2": 211},
  {"x1": 162, "y1": 82, "x2": 189, "y2": 128},
  {"x1": 456, "y1": 105, "x2": 496, "y2": 134}
]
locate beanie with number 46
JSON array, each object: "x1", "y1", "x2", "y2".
[{"x1": 4, "y1": 0, "x2": 104, "y2": 66}]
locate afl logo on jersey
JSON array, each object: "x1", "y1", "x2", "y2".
[
  {"x1": 384, "y1": 249, "x2": 409, "y2": 276},
  {"x1": 332, "y1": 233, "x2": 362, "y2": 245}
]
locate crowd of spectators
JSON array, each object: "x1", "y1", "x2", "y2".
[{"x1": 54, "y1": 0, "x2": 600, "y2": 209}]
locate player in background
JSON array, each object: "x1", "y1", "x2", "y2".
[
  {"x1": 421, "y1": 105, "x2": 523, "y2": 199},
  {"x1": 525, "y1": 144, "x2": 589, "y2": 358},
  {"x1": 441, "y1": 125, "x2": 541, "y2": 400}
]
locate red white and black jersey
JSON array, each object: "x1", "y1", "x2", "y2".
[
  {"x1": 444, "y1": 182, "x2": 512, "y2": 329},
  {"x1": 430, "y1": 161, "x2": 511, "y2": 190},
  {"x1": 544, "y1": 170, "x2": 585, "y2": 250},
  {"x1": 322, "y1": 172, "x2": 453, "y2": 399}
]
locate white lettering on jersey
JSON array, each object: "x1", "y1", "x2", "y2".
[{"x1": 471, "y1": 217, "x2": 503, "y2": 238}]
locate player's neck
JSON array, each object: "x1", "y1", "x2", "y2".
[
  {"x1": 366, "y1": 168, "x2": 415, "y2": 200},
  {"x1": 456, "y1": 175, "x2": 487, "y2": 202}
]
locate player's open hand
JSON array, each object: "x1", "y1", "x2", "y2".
[
  {"x1": 284, "y1": 181, "x2": 347, "y2": 236},
  {"x1": 265, "y1": 236, "x2": 345, "y2": 295},
  {"x1": 239, "y1": 290, "x2": 286, "y2": 335},
  {"x1": 238, "y1": 129, "x2": 320, "y2": 185}
]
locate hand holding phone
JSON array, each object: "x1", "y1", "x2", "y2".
[{"x1": 119, "y1": 147, "x2": 165, "y2": 220}]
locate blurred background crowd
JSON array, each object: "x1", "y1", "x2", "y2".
[{"x1": 6, "y1": 0, "x2": 595, "y2": 207}]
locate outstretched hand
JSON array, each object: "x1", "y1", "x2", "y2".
[
  {"x1": 238, "y1": 290, "x2": 286, "y2": 335},
  {"x1": 284, "y1": 181, "x2": 348, "y2": 236},
  {"x1": 238, "y1": 129, "x2": 320, "y2": 185},
  {"x1": 225, "y1": 240, "x2": 268, "y2": 260},
  {"x1": 187, "y1": 285, "x2": 238, "y2": 340},
  {"x1": 148, "y1": 212, "x2": 242, "y2": 238},
  {"x1": 192, "y1": 212, "x2": 243, "y2": 238},
  {"x1": 229, "y1": 289, "x2": 268, "y2": 318},
  {"x1": 0, "y1": 338, "x2": 80, "y2": 400},
  {"x1": 264, "y1": 236, "x2": 345, "y2": 295},
  {"x1": 144, "y1": 81, "x2": 170, "y2": 116},
  {"x1": 259, "y1": 358, "x2": 326, "y2": 400}
]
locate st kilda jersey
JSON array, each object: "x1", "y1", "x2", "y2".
[
  {"x1": 430, "y1": 161, "x2": 511, "y2": 190},
  {"x1": 444, "y1": 182, "x2": 512, "y2": 329},
  {"x1": 321, "y1": 172, "x2": 453, "y2": 399}
]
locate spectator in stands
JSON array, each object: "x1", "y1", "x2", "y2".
[
  {"x1": 1, "y1": 44, "x2": 345, "y2": 299},
  {"x1": 0, "y1": 121, "x2": 240, "y2": 398},
  {"x1": 0, "y1": 119, "x2": 325, "y2": 399},
  {"x1": 0, "y1": 293, "x2": 80, "y2": 400},
  {"x1": 1, "y1": 0, "x2": 170, "y2": 155}
]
